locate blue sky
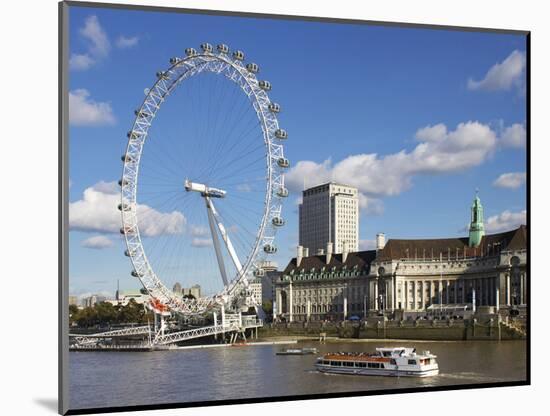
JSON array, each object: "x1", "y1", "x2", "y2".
[{"x1": 67, "y1": 5, "x2": 527, "y2": 298}]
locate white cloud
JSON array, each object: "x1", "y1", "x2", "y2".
[
  {"x1": 69, "y1": 89, "x2": 115, "y2": 126},
  {"x1": 75, "y1": 290, "x2": 113, "y2": 301},
  {"x1": 81, "y1": 235, "x2": 114, "y2": 249},
  {"x1": 70, "y1": 15, "x2": 110, "y2": 71},
  {"x1": 138, "y1": 206, "x2": 186, "y2": 237},
  {"x1": 116, "y1": 35, "x2": 139, "y2": 48},
  {"x1": 69, "y1": 53, "x2": 95, "y2": 71},
  {"x1": 500, "y1": 123, "x2": 526, "y2": 148},
  {"x1": 287, "y1": 121, "x2": 498, "y2": 200},
  {"x1": 81, "y1": 15, "x2": 110, "y2": 58},
  {"x1": 485, "y1": 210, "x2": 526, "y2": 233},
  {"x1": 191, "y1": 238, "x2": 213, "y2": 248},
  {"x1": 493, "y1": 172, "x2": 526, "y2": 189},
  {"x1": 414, "y1": 123, "x2": 447, "y2": 142},
  {"x1": 467, "y1": 50, "x2": 526, "y2": 92},
  {"x1": 190, "y1": 225, "x2": 209, "y2": 237},
  {"x1": 69, "y1": 181, "x2": 186, "y2": 237},
  {"x1": 359, "y1": 239, "x2": 376, "y2": 250},
  {"x1": 358, "y1": 194, "x2": 384, "y2": 215},
  {"x1": 236, "y1": 183, "x2": 252, "y2": 192},
  {"x1": 91, "y1": 180, "x2": 118, "y2": 194},
  {"x1": 70, "y1": 16, "x2": 140, "y2": 70}
]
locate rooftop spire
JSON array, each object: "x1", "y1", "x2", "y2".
[{"x1": 469, "y1": 190, "x2": 485, "y2": 247}]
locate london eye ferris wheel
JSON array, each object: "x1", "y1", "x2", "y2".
[{"x1": 119, "y1": 43, "x2": 289, "y2": 316}]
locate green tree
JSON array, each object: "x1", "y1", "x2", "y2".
[
  {"x1": 69, "y1": 304, "x2": 79, "y2": 325},
  {"x1": 262, "y1": 299, "x2": 273, "y2": 315},
  {"x1": 75, "y1": 307, "x2": 98, "y2": 327},
  {"x1": 118, "y1": 299, "x2": 143, "y2": 323},
  {"x1": 95, "y1": 301, "x2": 117, "y2": 325},
  {"x1": 70, "y1": 299, "x2": 155, "y2": 328}
]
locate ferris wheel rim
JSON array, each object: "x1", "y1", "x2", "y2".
[{"x1": 120, "y1": 47, "x2": 287, "y2": 315}]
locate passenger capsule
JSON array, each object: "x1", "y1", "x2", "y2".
[
  {"x1": 134, "y1": 110, "x2": 151, "y2": 119},
  {"x1": 185, "y1": 47, "x2": 197, "y2": 57},
  {"x1": 233, "y1": 50, "x2": 245, "y2": 60},
  {"x1": 217, "y1": 44, "x2": 229, "y2": 54},
  {"x1": 258, "y1": 80, "x2": 272, "y2": 91},
  {"x1": 277, "y1": 157, "x2": 290, "y2": 168},
  {"x1": 121, "y1": 154, "x2": 136, "y2": 163},
  {"x1": 274, "y1": 129, "x2": 287, "y2": 140},
  {"x1": 118, "y1": 203, "x2": 131, "y2": 212},
  {"x1": 246, "y1": 63, "x2": 259, "y2": 73},
  {"x1": 276, "y1": 187, "x2": 289, "y2": 197},
  {"x1": 263, "y1": 244, "x2": 277, "y2": 254},
  {"x1": 268, "y1": 102, "x2": 281, "y2": 113},
  {"x1": 131, "y1": 270, "x2": 143, "y2": 278},
  {"x1": 169, "y1": 57, "x2": 182, "y2": 65},
  {"x1": 127, "y1": 131, "x2": 139, "y2": 140},
  {"x1": 272, "y1": 217, "x2": 285, "y2": 227},
  {"x1": 118, "y1": 178, "x2": 129, "y2": 187},
  {"x1": 124, "y1": 249, "x2": 132, "y2": 257},
  {"x1": 120, "y1": 226, "x2": 133, "y2": 235},
  {"x1": 253, "y1": 268, "x2": 266, "y2": 277},
  {"x1": 156, "y1": 71, "x2": 169, "y2": 80},
  {"x1": 200, "y1": 43, "x2": 213, "y2": 53}
]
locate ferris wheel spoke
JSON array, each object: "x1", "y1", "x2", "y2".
[
  {"x1": 208, "y1": 146, "x2": 266, "y2": 185},
  {"x1": 203, "y1": 94, "x2": 256, "y2": 173},
  {"x1": 216, "y1": 207, "x2": 260, "y2": 244},
  {"x1": 194, "y1": 89, "x2": 252, "y2": 182},
  {"x1": 205, "y1": 120, "x2": 264, "y2": 180}
]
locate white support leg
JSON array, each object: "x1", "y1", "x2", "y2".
[
  {"x1": 206, "y1": 198, "x2": 229, "y2": 286},
  {"x1": 206, "y1": 196, "x2": 243, "y2": 274}
]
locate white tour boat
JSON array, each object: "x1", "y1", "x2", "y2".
[{"x1": 315, "y1": 347, "x2": 439, "y2": 377}]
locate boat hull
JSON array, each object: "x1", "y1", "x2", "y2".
[{"x1": 315, "y1": 364, "x2": 439, "y2": 378}]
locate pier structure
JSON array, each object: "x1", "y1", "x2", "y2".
[{"x1": 70, "y1": 311, "x2": 262, "y2": 350}]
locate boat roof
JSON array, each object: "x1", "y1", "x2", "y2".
[{"x1": 376, "y1": 347, "x2": 413, "y2": 352}]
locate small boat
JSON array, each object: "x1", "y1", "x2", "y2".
[
  {"x1": 315, "y1": 347, "x2": 438, "y2": 377},
  {"x1": 276, "y1": 347, "x2": 318, "y2": 355}
]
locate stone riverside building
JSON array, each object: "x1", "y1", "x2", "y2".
[
  {"x1": 370, "y1": 224, "x2": 527, "y2": 316},
  {"x1": 274, "y1": 243, "x2": 376, "y2": 321},
  {"x1": 274, "y1": 195, "x2": 527, "y2": 322}
]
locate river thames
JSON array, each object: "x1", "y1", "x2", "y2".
[{"x1": 69, "y1": 340, "x2": 527, "y2": 410}]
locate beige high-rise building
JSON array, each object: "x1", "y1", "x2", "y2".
[
  {"x1": 183, "y1": 284, "x2": 201, "y2": 299},
  {"x1": 299, "y1": 182, "x2": 359, "y2": 254}
]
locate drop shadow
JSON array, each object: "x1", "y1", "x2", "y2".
[{"x1": 34, "y1": 398, "x2": 58, "y2": 413}]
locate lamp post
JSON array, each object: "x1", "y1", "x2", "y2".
[{"x1": 512, "y1": 290, "x2": 518, "y2": 307}]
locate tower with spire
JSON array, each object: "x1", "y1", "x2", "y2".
[{"x1": 468, "y1": 189, "x2": 485, "y2": 247}]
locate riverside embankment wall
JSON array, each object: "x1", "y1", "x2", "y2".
[{"x1": 259, "y1": 319, "x2": 525, "y2": 341}]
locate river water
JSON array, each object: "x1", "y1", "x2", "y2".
[{"x1": 69, "y1": 340, "x2": 527, "y2": 410}]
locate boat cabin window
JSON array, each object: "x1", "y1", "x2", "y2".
[
  {"x1": 356, "y1": 362, "x2": 367, "y2": 368},
  {"x1": 408, "y1": 359, "x2": 417, "y2": 365},
  {"x1": 330, "y1": 361, "x2": 342, "y2": 366},
  {"x1": 382, "y1": 351, "x2": 392, "y2": 357},
  {"x1": 343, "y1": 362, "x2": 354, "y2": 367},
  {"x1": 367, "y1": 362, "x2": 381, "y2": 369}
]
